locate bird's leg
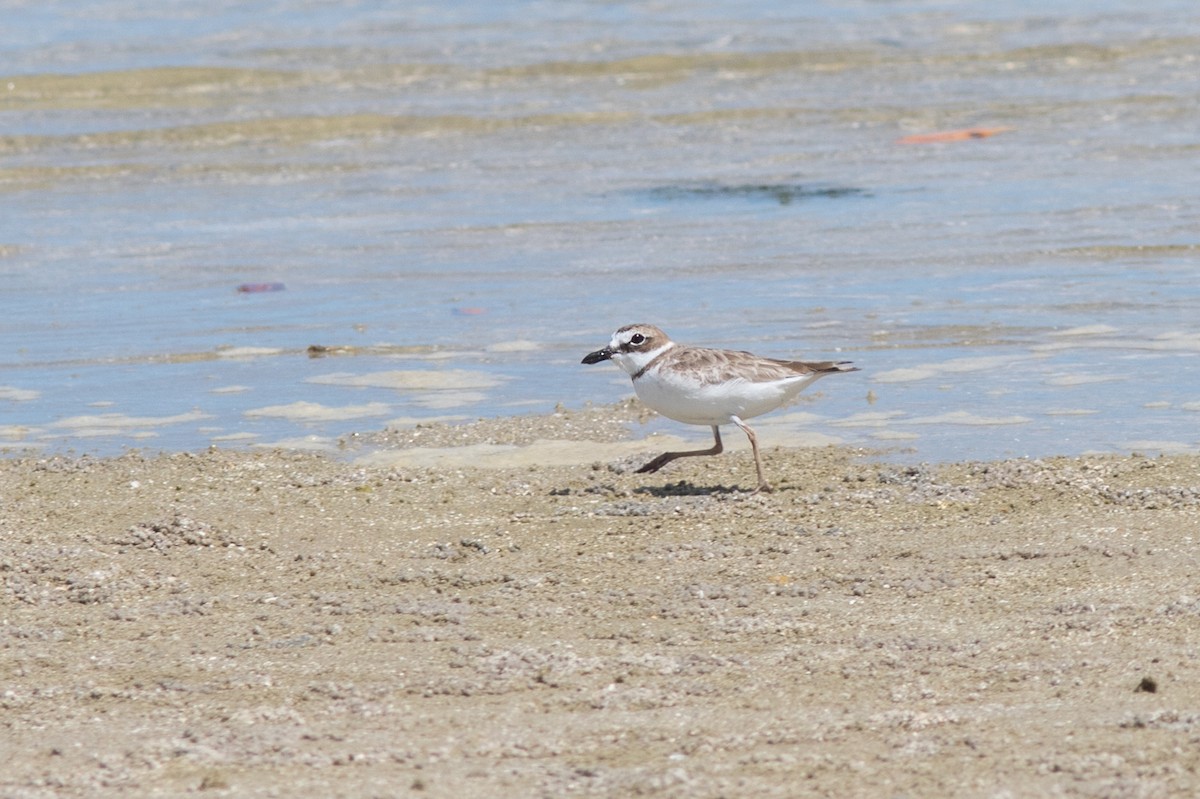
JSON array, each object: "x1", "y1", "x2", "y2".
[
  {"x1": 637, "y1": 426, "x2": 723, "y2": 474},
  {"x1": 731, "y1": 416, "x2": 772, "y2": 493}
]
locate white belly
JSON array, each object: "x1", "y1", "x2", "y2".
[{"x1": 633, "y1": 369, "x2": 824, "y2": 426}]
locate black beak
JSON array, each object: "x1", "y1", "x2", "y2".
[{"x1": 582, "y1": 346, "x2": 613, "y2": 365}]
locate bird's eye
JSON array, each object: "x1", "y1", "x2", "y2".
[{"x1": 630, "y1": 333, "x2": 645, "y2": 345}]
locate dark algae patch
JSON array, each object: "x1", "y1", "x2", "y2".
[{"x1": 638, "y1": 180, "x2": 870, "y2": 206}]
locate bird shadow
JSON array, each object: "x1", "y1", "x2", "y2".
[{"x1": 633, "y1": 481, "x2": 753, "y2": 497}]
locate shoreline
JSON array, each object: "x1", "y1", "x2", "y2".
[
  {"x1": 2, "y1": 415, "x2": 1199, "y2": 797},
  {"x1": 6, "y1": 389, "x2": 1198, "y2": 467}
]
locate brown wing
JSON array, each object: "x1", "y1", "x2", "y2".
[
  {"x1": 664, "y1": 347, "x2": 858, "y2": 385},
  {"x1": 770, "y1": 357, "x2": 860, "y2": 376}
]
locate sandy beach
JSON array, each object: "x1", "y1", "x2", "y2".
[{"x1": 2, "y1": 405, "x2": 1198, "y2": 798}]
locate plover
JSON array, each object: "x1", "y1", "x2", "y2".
[{"x1": 583, "y1": 323, "x2": 858, "y2": 492}]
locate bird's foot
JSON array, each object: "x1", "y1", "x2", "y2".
[{"x1": 635, "y1": 454, "x2": 672, "y2": 474}]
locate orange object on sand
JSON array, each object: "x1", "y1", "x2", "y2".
[{"x1": 897, "y1": 127, "x2": 1013, "y2": 144}]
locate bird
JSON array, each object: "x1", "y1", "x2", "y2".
[{"x1": 582, "y1": 323, "x2": 858, "y2": 492}]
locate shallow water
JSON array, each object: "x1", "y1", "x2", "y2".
[{"x1": 3, "y1": 1, "x2": 1199, "y2": 461}]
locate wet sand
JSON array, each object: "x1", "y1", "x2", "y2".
[{"x1": 2, "y1": 406, "x2": 1199, "y2": 797}]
